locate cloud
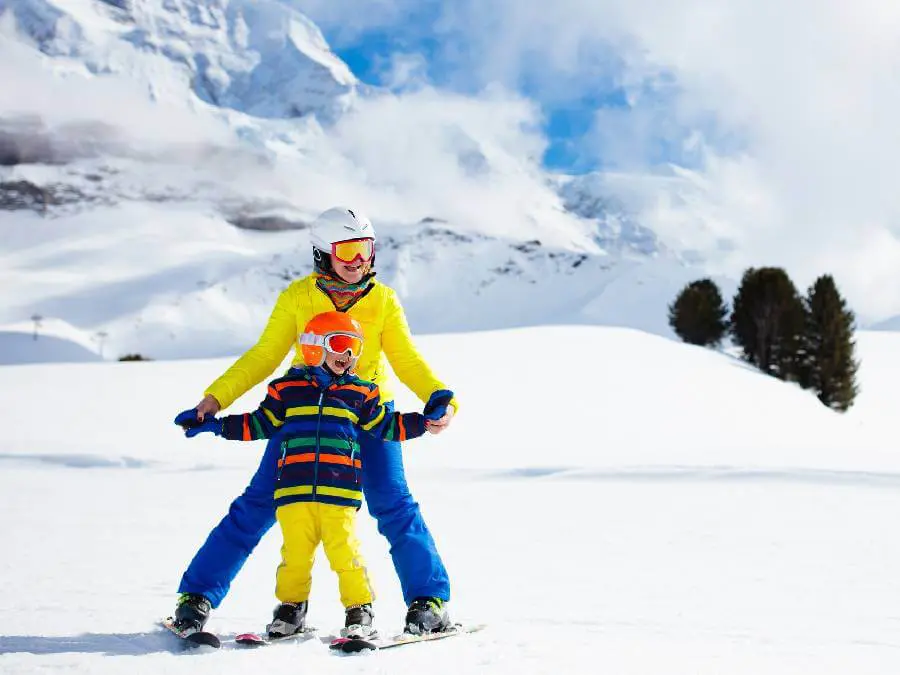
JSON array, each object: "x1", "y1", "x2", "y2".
[
  {"x1": 375, "y1": 51, "x2": 431, "y2": 91},
  {"x1": 278, "y1": 85, "x2": 596, "y2": 248},
  {"x1": 291, "y1": 0, "x2": 426, "y2": 45},
  {"x1": 298, "y1": 0, "x2": 900, "y2": 322}
]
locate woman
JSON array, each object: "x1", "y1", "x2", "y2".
[{"x1": 171, "y1": 207, "x2": 457, "y2": 635}]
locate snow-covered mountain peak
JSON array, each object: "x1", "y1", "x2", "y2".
[{"x1": 1, "y1": 0, "x2": 360, "y2": 120}]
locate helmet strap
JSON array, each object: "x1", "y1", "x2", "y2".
[{"x1": 313, "y1": 247, "x2": 332, "y2": 275}]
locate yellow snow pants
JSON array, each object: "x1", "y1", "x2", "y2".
[{"x1": 275, "y1": 501, "x2": 374, "y2": 607}]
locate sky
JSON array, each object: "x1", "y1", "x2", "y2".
[
  {"x1": 295, "y1": 0, "x2": 900, "y2": 323},
  {"x1": 300, "y1": 0, "x2": 736, "y2": 174},
  {"x1": 309, "y1": 6, "x2": 660, "y2": 173}
]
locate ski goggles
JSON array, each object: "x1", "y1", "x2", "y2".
[
  {"x1": 299, "y1": 331, "x2": 364, "y2": 357},
  {"x1": 331, "y1": 238, "x2": 375, "y2": 263}
]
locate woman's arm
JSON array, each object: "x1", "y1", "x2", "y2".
[
  {"x1": 203, "y1": 286, "x2": 298, "y2": 411},
  {"x1": 380, "y1": 288, "x2": 458, "y2": 413}
]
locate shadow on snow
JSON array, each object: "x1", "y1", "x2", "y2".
[{"x1": 0, "y1": 630, "x2": 222, "y2": 656}]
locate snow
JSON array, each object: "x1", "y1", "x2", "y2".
[
  {"x1": 870, "y1": 313, "x2": 900, "y2": 332},
  {"x1": 0, "y1": 185, "x2": 713, "y2": 360},
  {"x1": 1, "y1": 325, "x2": 899, "y2": 674},
  {"x1": 0, "y1": 317, "x2": 102, "y2": 364}
]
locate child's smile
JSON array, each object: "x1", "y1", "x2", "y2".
[{"x1": 325, "y1": 351, "x2": 353, "y2": 374}]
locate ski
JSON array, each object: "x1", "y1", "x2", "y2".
[
  {"x1": 235, "y1": 626, "x2": 318, "y2": 647},
  {"x1": 160, "y1": 616, "x2": 222, "y2": 649},
  {"x1": 329, "y1": 622, "x2": 485, "y2": 653}
]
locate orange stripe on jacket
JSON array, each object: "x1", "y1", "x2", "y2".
[
  {"x1": 334, "y1": 384, "x2": 372, "y2": 397},
  {"x1": 397, "y1": 416, "x2": 408, "y2": 441},
  {"x1": 272, "y1": 380, "x2": 315, "y2": 393},
  {"x1": 278, "y1": 453, "x2": 362, "y2": 469},
  {"x1": 267, "y1": 384, "x2": 283, "y2": 401},
  {"x1": 242, "y1": 414, "x2": 251, "y2": 441}
]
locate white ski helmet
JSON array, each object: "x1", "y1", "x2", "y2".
[
  {"x1": 310, "y1": 207, "x2": 375, "y2": 252},
  {"x1": 310, "y1": 207, "x2": 376, "y2": 276}
]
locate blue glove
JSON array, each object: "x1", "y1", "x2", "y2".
[
  {"x1": 174, "y1": 409, "x2": 223, "y2": 438},
  {"x1": 423, "y1": 389, "x2": 454, "y2": 421},
  {"x1": 174, "y1": 409, "x2": 201, "y2": 429},
  {"x1": 184, "y1": 417, "x2": 223, "y2": 438}
]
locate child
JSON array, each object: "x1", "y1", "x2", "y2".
[{"x1": 176, "y1": 311, "x2": 454, "y2": 639}]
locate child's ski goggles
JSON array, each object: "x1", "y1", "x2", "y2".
[
  {"x1": 299, "y1": 331, "x2": 364, "y2": 357},
  {"x1": 331, "y1": 238, "x2": 375, "y2": 263}
]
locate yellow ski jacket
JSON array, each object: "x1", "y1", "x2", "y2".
[{"x1": 205, "y1": 275, "x2": 455, "y2": 412}]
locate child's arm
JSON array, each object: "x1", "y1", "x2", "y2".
[
  {"x1": 358, "y1": 385, "x2": 428, "y2": 442},
  {"x1": 175, "y1": 383, "x2": 286, "y2": 440},
  {"x1": 219, "y1": 383, "x2": 287, "y2": 441},
  {"x1": 358, "y1": 387, "x2": 455, "y2": 441}
]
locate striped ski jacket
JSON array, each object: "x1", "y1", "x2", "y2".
[{"x1": 219, "y1": 366, "x2": 427, "y2": 509}]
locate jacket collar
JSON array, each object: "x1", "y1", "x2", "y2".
[{"x1": 290, "y1": 365, "x2": 355, "y2": 388}]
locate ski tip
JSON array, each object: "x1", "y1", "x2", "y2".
[
  {"x1": 235, "y1": 632, "x2": 266, "y2": 642},
  {"x1": 329, "y1": 636, "x2": 378, "y2": 653},
  {"x1": 235, "y1": 633, "x2": 270, "y2": 647},
  {"x1": 160, "y1": 616, "x2": 222, "y2": 649},
  {"x1": 185, "y1": 631, "x2": 222, "y2": 648},
  {"x1": 236, "y1": 627, "x2": 319, "y2": 647}
]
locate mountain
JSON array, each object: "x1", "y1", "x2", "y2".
[
  {"x1": 0, "y1": 0, "x2": 360, "y2": 121},
  {"x1": 0, "y1": 0, "x2": 731, "y2": 362},
  {"x1": 869, "y1": 314, "x2": 900, "y2": 331}
]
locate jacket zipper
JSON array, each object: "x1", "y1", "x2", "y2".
[
  {"x1": 276, "y1": 439, "x2": 287, "y2": 482},
  {"x1": 312, "y1": 389, "x2": 325, "y2": 499}
]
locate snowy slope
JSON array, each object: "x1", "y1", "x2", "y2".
[
  {"x1": 0, "y1": 196, "x2": 726, "y2": 361},
  {"x1": 869, "y1": 313, "x2": 900, "y2": 331},
  {"x1": 1, "y1": 326, "x2": 899, "y2": 674}
]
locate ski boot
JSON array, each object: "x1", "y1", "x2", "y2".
[
  {"x1": 173, "y1": 593, "x2": 211, "y2": 633},
  {"x1": 342, "y1": 603, "x2": 377, "y2": 638},
  {"x1": 266, "y1": 601, "x2": 308, "y2": 638},
  {"x1": 405, "y1": 597, "x2": 451, "y2": 635}
]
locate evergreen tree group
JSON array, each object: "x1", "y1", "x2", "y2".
[{"x1": 668, "y1": 269, "x2": 860, "y2": 411}]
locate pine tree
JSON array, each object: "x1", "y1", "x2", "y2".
[
  {"x1": 730, "y1": 267, "x2": 807, "y2": 380},
  {"x1": 668, "y1": 278, "x2": 729, "y2": 347},
  {"x1": 804, "y1": 274, "x2": 860, "y2": 411}
]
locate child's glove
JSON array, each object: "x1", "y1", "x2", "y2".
[
  {"x1": 174, "y1": 409, "x2": 223, "y2": 438},
  {"x1": 423, "y1": 389, "x2": 454, "y2": 421}
]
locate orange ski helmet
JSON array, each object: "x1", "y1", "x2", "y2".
[{"x1": 299, "y1": 311, "x2": 365, "y2": 370}]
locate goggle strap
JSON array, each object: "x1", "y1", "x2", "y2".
[
  {"x1": 299, "y1": 333, "x2": 324, "y2": 347},
  {"x1": 300, "y1": 332, "x2": 363, "y2": 354}
]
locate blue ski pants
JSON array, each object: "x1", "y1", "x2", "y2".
[{"x1": 177, "y1": 403, "x2": 450, "y2": 608}]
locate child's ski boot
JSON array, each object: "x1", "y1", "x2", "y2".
[
  {"x1": 342, "y1": 603, "x2": 377, "y2": 638},
  {"x1": 266, "y1": 601, "x2": 308, "y2": 638}
]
